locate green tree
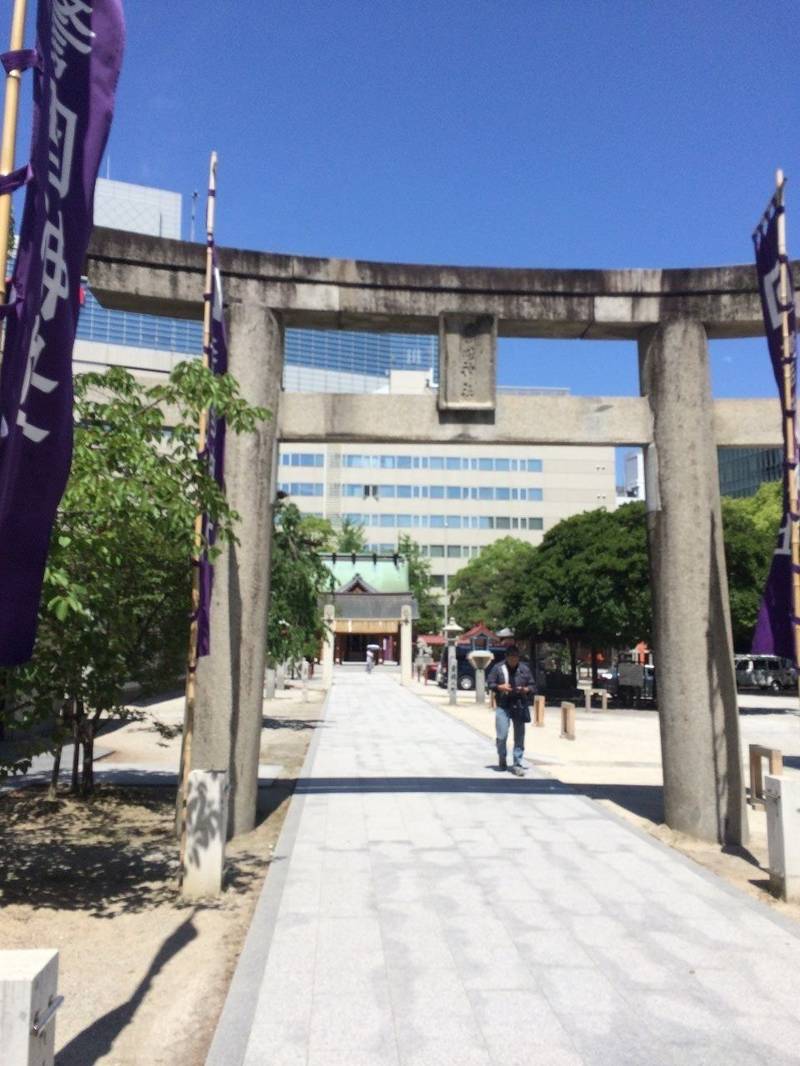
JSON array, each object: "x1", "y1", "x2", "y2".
[
  {"x1": 397, "y1": 534, "x2": 440, "y2": 634},
  {"x1": 720, "y1": 494, "x2": 775, "y2": 649},
  {"x1": 514, "y1": 504, "x2": 651, "y2": 681},
  {"x1": 336, "y1": 517, "x2": 367, "y2": 553},
  {"x1": 267, "y1": 504, "x2": 335, "y2": 665},
  {"x1": 1, "y1": 363, "x2": 267, "y2": 792},
  {"x1": 448, "y1": 537, "x2": 538, "y2": 631}
]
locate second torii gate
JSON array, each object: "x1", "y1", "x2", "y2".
[{"x1": 86, "y1": 226, "x2": 790, "y2": 846}]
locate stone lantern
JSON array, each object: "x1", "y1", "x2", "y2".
[
  {"x1": 442, "y1": 617, "x2": 463, "y2": 705},
  {"x1": 467, "y1": 648, "x2": 494, "y2": 705}
]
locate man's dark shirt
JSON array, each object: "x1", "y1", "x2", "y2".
[{"x1": 487, "y1": 659, "x2": 536, "y2": 720}]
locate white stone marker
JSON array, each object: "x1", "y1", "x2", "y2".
[
  {"x1": 322, "y1": 604, "x2": 335, "y2": 688},
  {"x1": 0, "y1": 949, "x2": 60, "y2": 1066},
  {"x1": 182, "y1": 769, "x2": 229, "y2": 899},
  {"x1": 765, "y1": 774, "x2": 800, "y2": 901},
  {"x1": 400, "y1": 605, "x2": 413, "y2": 686}
]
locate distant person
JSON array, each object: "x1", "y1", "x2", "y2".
[
  {"x1": 366, "y1": 649, "x2": 375, "y2": 674},
  {"x1": 487, "y1": 645, "x2": 535, "y2": 775}
]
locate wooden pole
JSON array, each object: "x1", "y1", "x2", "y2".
[
  {"x1": 0, "y1": 0, "x2": 28, "y2": 300},
  {"x1": 773, "y1": 170, "x2": 800, "y2": 701},
  {"x1": 177, "y1": 151, "x2": 217, "y2": 862}
]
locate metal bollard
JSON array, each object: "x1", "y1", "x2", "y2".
[{"x1": 0, "y1": 949, "x2": 61, "y2": 1066}]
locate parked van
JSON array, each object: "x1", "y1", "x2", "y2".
[{"x1": 735, "y1": 654, "x2": 796, "y2": 692}]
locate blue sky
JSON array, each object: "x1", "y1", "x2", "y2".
[{"x1": 17, "y1": 0, "x2": 800, "y2": 401}]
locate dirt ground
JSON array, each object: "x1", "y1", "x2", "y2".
[
  {"x1": 418, "y1": 680, "x2": 800, "y2": 926},
  {"x1": 0, "y1": 682, "x2": 325, "y2": 1066}
]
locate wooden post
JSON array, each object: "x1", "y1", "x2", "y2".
[
  {"x1": 749, "y1": 743, "x2": 784, "y2": 807},
  {"x1": 774, "y1": 171, "x2": 800, "y2": 695},
  {"x1": 177, "y1": 152, "x2": 217, "y2": 856},
  {"x1": 0, "y1": 0, "x2": 28, "y2": 300},
  {"x1": 533, "y1": 694, "x2": 545, "y2": 727},
  {"x1": 560, "y1": 701, "x2": 576, "y2": 740}
]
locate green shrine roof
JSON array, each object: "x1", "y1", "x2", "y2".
[{"x1": 322, "y1": 553, "x2": 411, "y2": 594}]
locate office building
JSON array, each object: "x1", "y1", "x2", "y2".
[{"x1": 718, "y1": 447, "x2": 783, "y2": 498}]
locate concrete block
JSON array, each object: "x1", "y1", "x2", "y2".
[
  {"x1": 182, "y1": 769, "x2": 229, "y2": 898},
  {"x1": 765, "y1": 774, "x2": 800, "y2": 901},
  {"x1": 0, "y1": 949, "x2": 60, "y2": 1066}
]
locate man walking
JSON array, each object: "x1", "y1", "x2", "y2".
[{"x1": 487, "y1": 645, "x2": 535, "y2": 775}]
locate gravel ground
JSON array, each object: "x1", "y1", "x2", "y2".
[{"x1": 0, "y1": 682, "x2": 325, "y2": 1066}]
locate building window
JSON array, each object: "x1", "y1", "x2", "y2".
[
  {"x1": 495, "y1": 487, "x2": 510, "y2": 501},
  {"x1": 447, "y1": 545, "x2": 462, "y2": 558},
  {"x1": 431, "y1": 574, "x2": 446, "y2": 587},
  {"x1": 396, "y1": 514, "x2": 412, "y2": 528},
  {"x1": 512, "y1": 518, "x2": 519, "y2": 529},
  {"x1": 397, "y1": 456, "x2": 412, "y2": 469},
  {"x1": 429, "y1": 457, "x2": 443, "y2": 469},
  {"x1": 378, "y1": 484, "x2": 396, "y2": 497},
  {"x1": 397, "y1": 485, "x2": 412, "y2": 498},
  {"x1": 379, "y1": 456, "x2": 396, "y2": 469},
  {"x1": 446, "y1": 457, "x2": 461, "y2": 470},
  {"x1": 478, "y1": 458, "x2": 493, "y2": 471},
  {"x1": 429, "y1": 545, "x2": 445, "y2": 557},
  {"x1": 430, "y1": 485, "x2": 444, "y2": 499},
  {"x1": 495, "y1": 458, "x2": 510, "y2": 472},
  {"x1": 528, "y1": 488, "x2": 543, "y2": 501},
  {"x1": 529, "y1": 517, "x2": 543, "y2": 530},
  {"x1": 495, "y1": 516, "x2": 511, "y2": 529},
  {"x1": 478, "y1": 487, "x2": 492, "y2": 501},
  {"x1": 478, "y1": 517, "x2": 494, "y2": 529},
  {"x1": 527, "y1": 459, "x2": 543, "y2": 472},
  {"x1": 446, "y1": 486, "x2": 461, "y2": 499}
]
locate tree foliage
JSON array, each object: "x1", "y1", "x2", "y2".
[
  {"x1": 720, "y1": 493, "x2": 776, "y2": 649},
  {"x1": 514, "y1": 503, "x2": 652, "y2": 650},
  {"x1": 448, "y1": 537, "x2": 537, "y2": 631},
  {"x1": 267, "y1": 504, "x2": 335, "y2": 665},
  {"x1": 398, "y1": 534, "x2": 440, "y2": 634},
  {"x1": 335, "y1": 517, "x2": 367, "y2": 553},
  {"x1": 1, "y1": 363, "x2": 268, "y2": 790}
]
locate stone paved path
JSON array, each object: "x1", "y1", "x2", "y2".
[{"x1": 231, "y1": 671, "x2": 800, "y2": 1065}]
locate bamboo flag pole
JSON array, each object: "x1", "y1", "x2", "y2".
[
  {"x1": 0, "y1": 0, "x2": 27, "y2": 301},
  {"x1": 774, "y1": 170, "x2": 800, "y2": 696},
  {"x1": 177, "y1": 150, "x2": 217, "y2": 859}
]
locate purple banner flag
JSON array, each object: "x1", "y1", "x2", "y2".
[
  {"x1": 196, "y1": 249, "x2": 228, "y2": 658},
  {"x1": 0, "y1": 1, "x2": 125, "y2": 666},
  {"x1": 752, "y1": 199, "x2": 798, "y2": 661}
]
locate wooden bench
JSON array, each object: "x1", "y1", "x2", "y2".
[{"x1": 584, "y1": 687, "x2": 608, "y2": 712}]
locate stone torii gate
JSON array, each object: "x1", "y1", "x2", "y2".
[{"x1": 86, "y1": 227, "x2": 789, "y2": 845}]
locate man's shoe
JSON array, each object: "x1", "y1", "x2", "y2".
[
  {"x1": 498, "y1": 758, "x2": 507, "y2": 771},
  {"x1": 511, "y1": 765, "x2": 525, "y2": 777}
]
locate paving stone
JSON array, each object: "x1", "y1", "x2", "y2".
[{"x1": 234, "y1": 671, "x2": 800, "y2": 1065}]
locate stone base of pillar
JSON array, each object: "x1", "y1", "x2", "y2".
[{"x1": 182, "y1": 770, "x2": 229, "y2": 899}]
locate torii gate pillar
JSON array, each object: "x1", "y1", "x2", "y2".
[
  {"x1": 193, "y1": 289, "x2": 284, "y2": 838},
  {"x1": 639, "y1": 319, "x2": 747, "y2": 845}
]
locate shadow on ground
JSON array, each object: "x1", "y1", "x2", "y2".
[
  {"x1": 56, "y1": 912, "x2": 197, "y2": 1066},
  {"x1": 0, "y1": 785, "x2": 263, "y2": 917},
  {"x1": 262, "y1": 715, "x2": 323, "y2": 732}
]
